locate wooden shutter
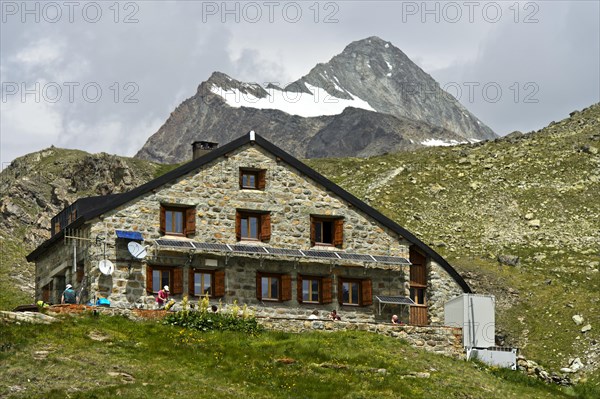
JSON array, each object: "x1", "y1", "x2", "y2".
[
  {"x1": 296, "y1": 274, "x2": 303, "y2": 303},
  {"x1": 172, "y1": 268, "x2": 183, "y2": 294},
  {"x1": 214, "y1": 270, "x2": 225, "y2": 297},
  {"x1": 333, "y1": 218, "x2": 344, "y2": 247},
  {"x1": 188, "y1": 268, "x2": 195, "y2": 296},
  {"x1": 146, "y1": 265, "x2": 153, "y2": 293},
  {"x1": 159, "y1": 207, "x2": 166, "y2": 234},
  {"x1": 410, "y1": 306, "x2": 428, "y2": 326},
  {"x1": 185, "y1": 207, "x2": 196, "y2": 237},
  {"x1": 235, "y1": 212, "x2": 241, "y2": 241},
  {"x1": 310, "y1": 216, "x2": 316, "y2": 246},
  {"x1": 260, "y1": 213, "x2": 271, "y2": 242},
  {"x1": 258, "y1": 170, "x2": 266, "y2": 190},
  {"x1": 281, "y1": 274, "x2": 292, "y2": 301},
  {"x1": 256, "y1": 273, "x2": 262, "y2": 300},
  {"x1": 360, "y1": 279, "x2": 373, "y2": 306},
  {"x1": 321, "y1": 277, "x2": 332, "y2": 304}
]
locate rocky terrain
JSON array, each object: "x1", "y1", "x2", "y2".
[
  {"x1": 135, "y1": 36, "x2": 495, "y2": 163},
  {"x1": 0, "y1": 149, "x2": 169, "y2": 307},
  {"x1": 0, "y1": 103, "x2": 598, "y2": 385},
  {"x1": 308, "y1": 103, "x2": 600, "y2": 380}
]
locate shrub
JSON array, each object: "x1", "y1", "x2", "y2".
[{"x1": 163, "y1": 298, "x2": 262, "y2": 334}]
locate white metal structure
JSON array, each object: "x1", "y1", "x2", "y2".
[{"x1": 444, "y1": 294, "x2": 496, "y2": 348}]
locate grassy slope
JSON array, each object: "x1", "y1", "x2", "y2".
[
  {"x1": 0, "y1": 314, "x2": 578, "y2": 399},
  {"x1": 306, "y1": 104, "x2": 600, "y2": 377}
]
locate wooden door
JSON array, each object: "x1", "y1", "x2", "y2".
[
  {"x1": 409, "y1": 246, "x2": 428, "y2": 325},
  {"x1": 410, "y1": 306, "x2": 428, "y2": 326}
]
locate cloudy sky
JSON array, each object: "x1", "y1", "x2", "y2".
[{"x1": 1, "y1": 0, "x2": 598, "y2": 165}]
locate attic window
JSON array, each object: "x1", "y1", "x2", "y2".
[
  {"x1": 160, "y1": 205, "x2": 196, "y2": 237},
  {"x1": 310, "y1": 216, "x2": 344, "y2": 248},
  {"x1": 240, "y1": 168, "x2": 266, "y2": 190}
]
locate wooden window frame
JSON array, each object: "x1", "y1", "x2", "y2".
[
  {"x1": 338, "y1": 278, "x2": 372, "y2": 307},
  {"x1": 188, "y1": 269, "x2": 225, "y2": 298},
  {"x1": 410, "y1": 286, "x2": 427, "y2": 306},
  {"x1": 296, "y1": 274, "x2": 334, "y2": 304},
  {"x1": 146, "y1": 265, "x2": 183, "y2": 294},
  {"x1": 160, "y1": 205, "x2": 196, "y2": 237},
  {"x1": 256, "y1": 272, "x2": 291, "y2": 302},
  {"x1": 239, "y1": 168, "x2": 266, "y2": 190},
  {"x1": 310, "y1": 216, "x2": 343, "y2": 248},
  {"x1": 298, "y1": 275, "x2": 321, "y2": 304},
  {"x1": 236, "y1": 210, "x2": 271, "y2": 242}
]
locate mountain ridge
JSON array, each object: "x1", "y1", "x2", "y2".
[{"x1": 135, "y1": 36, "x2": 495, "y2": 163}]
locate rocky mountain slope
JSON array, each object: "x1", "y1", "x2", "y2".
[
  {"x1": 0, "y1": 149, "x2": 170, "y2": 308},
  {"x1": 307, "y1": 103, "x2": 600, "y2": 378},
  {"x1": 0, "y1": 103, "x2": 597, "y2": 382},
  {"x1": 135, "y1": 36, "x2": 495, "y2": 163}
]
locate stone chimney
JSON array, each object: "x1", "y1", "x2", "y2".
[{"x1": 191, "y1": 141, "x2": 219, "y2": 160}]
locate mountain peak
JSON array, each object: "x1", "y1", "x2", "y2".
[{"x1": 137, "y1": 36, "x2": 496, "y2": 163}]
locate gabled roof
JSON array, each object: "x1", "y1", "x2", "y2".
[{"x1": 27, "y1": 132, "x2": 471, "y2": 293}]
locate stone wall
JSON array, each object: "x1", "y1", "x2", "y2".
[
  {"x1": 427, "y1": 261, "x2": 465, "y2": 324},
  {"x1": 35, "y1": 227, "x2": 91, "y2": 304},
  {"x1": 258, "y1": 317, "x2": 464, "y2": 357}
]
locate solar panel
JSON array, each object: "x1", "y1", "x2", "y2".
[
  {"x1": 230, "y1": 245, "x2": 269, "y2": 254},
  {"x1": 372, "y1": 255, "x2": 411, "y2": 265},
  {"x1": 264, "y1": 248, "x2": 304, "y2": 257},
  {"x1": 337, "y1": 253, "x2": 375, "y2": 262},
  {"x1": 375, "y1": 296, "x2": 415, "y2": 305},
  {"x1": 155, "y1": 239, "x2": 194, "y2": 248},
  {"x1": 192, "y1": 242, "x2": 231, "y2": 252},
  {"x1": 303, "y1": 250, "x2": 340, "y2": 259}
]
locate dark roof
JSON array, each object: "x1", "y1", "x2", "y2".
[{"x1": 26, "y1": 132, "x2": 471, "y2": 293}]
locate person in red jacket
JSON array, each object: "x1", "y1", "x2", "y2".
[{"x1": 156, "y1": 285, "x2": 169, "y2": 309}]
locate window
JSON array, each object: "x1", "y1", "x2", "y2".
[
  {"x1": 188, "y1": 269, "x2": 225, "y2": 297},
  {"x1": 160, "y1": 205, "x2": 196, "y2": 237},
  {"x1": 297, "y1": 275, "x2": 333, "y2": 304},
  {"x1": 236, "y1": 211, "x2": 271, "y2": 242},
  {"x1": 146, "y1": 266, "x2": 183, "y2": 294},
  {"x1": 152, "y1": 269, "x2": 171, "y2": 293},
  {"x1": 310, "y1": 216, "x2": 343, "y2": 247},
  {"x1": 338, "y1": 278, "x2": 372, "y2": 306},
  {"x1": 410, "y1": 287, "x2": 426, "y2": 305},
  {"x1": 256, "y1": 272, "x2": 291, "y2": 302},
  {"x1": 239, "y1": 168, "x2": 266, "y2": 190}
]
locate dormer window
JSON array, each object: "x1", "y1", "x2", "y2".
[{"x1": 240, "y1": 168, "x2": 266, "y2": 190}]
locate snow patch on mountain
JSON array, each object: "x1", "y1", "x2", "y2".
[
  {"x1": 421, "y1": 138, "x2": 466, "y2": 147},
  {"x1": 210, "y1": 83, "x2": 376, "y2": 118}
]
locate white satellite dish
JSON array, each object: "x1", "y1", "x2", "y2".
[
  {"x1": 127, "y1": 242, "x2": 147, "y2": 259},
  {"x1": 99, "y1": 259, "x2": 114, "y2": 275}
]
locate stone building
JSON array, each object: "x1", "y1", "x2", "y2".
[{"x1": 27, "y1": 132, "x2": 471, "y2": 325}]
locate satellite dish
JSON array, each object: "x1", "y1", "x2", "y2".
[
  {"x1": 127, "y1": 242, "x2": 147, "y2": 259},
  {"x1": 99, "y1": 259, "x2": 114, "y2": 275}
]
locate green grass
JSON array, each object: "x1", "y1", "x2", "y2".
[{"x1": 0, "y1": 314, "x2": 586, "y2": 399}]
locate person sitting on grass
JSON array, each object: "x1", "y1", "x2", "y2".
[
  {"x1": 391, "y1": 314, "x2": 404, "y2": 325},
  {"x1": 308, "y1": 309, "x2": 319, "y2": 320}
]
